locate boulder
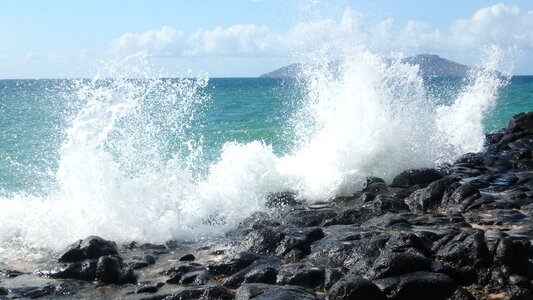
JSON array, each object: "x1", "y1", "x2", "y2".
[
  {"x1": 385, "y1": 271, "x2": 459, "y2": 300},
  {"x1": 95, "y1": 255, "x2": 136, "y2": 284},
  {"x1": 328, "y1": 274, "x2": 387, "y2": 300},
  {"x1": 235, "y1": 283, "x2": 317, "y2": 300},
  {"x1": 390, "y1": 168, "x2": 443, "y2": 188},
  {"x1": 59, "y1": 236, "x2": 118, "y2": 262},
  {"x1": 284, "y1": 208, "x2": 337, "y2": 227},
  {"x1": 276, "y1": 263, "x2": 325, "y2": 288},
  {"x1": 405, "y1": 178, "x2": 458, "y2": 212}
]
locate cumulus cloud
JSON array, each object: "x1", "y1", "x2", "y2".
[
  {"x1": 111, "y1": 4, "x2": 533, "y2": 61},
  {"x1": 184, "y1": 25, "x2": 279, "y2": 56},
  {"x1": 113, "y1": 26, "x2": 185, "y2": 56},
  {"x1": 450, "y1": 4, "x2": 533, "y2": 49}
]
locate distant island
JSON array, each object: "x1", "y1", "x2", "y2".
[{"x1": 260, "y1": 54, "x2": 470, "y2": 78}]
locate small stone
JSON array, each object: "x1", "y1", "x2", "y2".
[{"x1": 179, "y1": 254, "x2": 195, "y2": 261}]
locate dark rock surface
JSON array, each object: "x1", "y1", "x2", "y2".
[{"x1": 1, "y1": 112, "x2": 532, "y2": 299}]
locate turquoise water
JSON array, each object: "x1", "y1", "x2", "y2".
[
  {"x1": 0, "y1": 78, "x2": 294, "y2": 195},
  {"x1": 0, "y1": 76, "x2": 531, "y2": 195},
  {"x1": 0, "y1": 58, "x2": 532, "y2": 259}
]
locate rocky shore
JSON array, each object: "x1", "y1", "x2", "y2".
[{"x1": 1, "y1": 112, "x2": 532, "y2": 300}]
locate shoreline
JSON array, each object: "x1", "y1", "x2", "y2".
[{"x1": 1, "y1": 111, "x2": 532, "y2": 299}]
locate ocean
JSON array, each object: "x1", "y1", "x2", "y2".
[{"x1": 0, "y1": 54, "x2": 532, "y2": 260}]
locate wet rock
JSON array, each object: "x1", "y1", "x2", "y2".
[
  {"x1": 508, "y1": 137, "x2": 533, "y2": 151},
  {"x1": 179, "y1": 270, "x2": 209, "y2": 285},
  {"x1": 387, "y1": 271, "x2": 459, "y2": 300},
  {"x1": 328, "y1": 274, "x2": 387, "y2": 300},
  {"x1": 240, "y1": 226, "x2": 285, "y2": 254},
  {"x1": 391, "y1": 185, "x2": 421, "y2": 200},
  {"x1": 307, "y1": 226, "x2": 380, "y2": 268},
  {"x1": 324, "y1": 267, "x2": 346, "y2": 290},
  {"x1": 284, "y1": 208, "x2": 337, "y2": 227},
  {"x1": 244, "y1": 266, "x2": 278, "y2": 285},
  {"x1": 235, "y1": 212, "x2": 282, "y2": 235},
  {"x1": 390, "y1": 168, "x2": 443, "y2": 188},
  {"x1": 435, "y1": 229, "x2": 491, "y2": 284},
  {"x1": 495, "y1": 237, "x2": 531, "y2": 276},
  {"x1": 130, "y1": 254, "x2": 158, "y2": 270},
  {"x1": 222, "y1": 256, "x2": 282, "y2": 288},
  {"x1": 363, "y1": 182, "x2": 390, "y2": 194},
  {"x1": 275, "y1": 226, "x2": 324, "y2": 257},
  {"x1": 490, "y1": 209, "x2": 528, "y2": 223},
  {"x1": 0, "y1": 269, "x2": 24, "y2": 278},
  {"x1": 135, "y1": 283, "x2": 163, "y2": 294},
  {"x1": 361, "y1": 194, "x2": 409, "y2": 213},
  {"x1": 405, "y1": 177, "x2": 457, "y2": 212},
  {"x1": 441, "y1": 181, "x2": 481, "y2": 211},
  {"x1": 96, "y1": 255, "x2": 136, "y2": 284},
  {"x1": 326, "y1": 207, "x2": 380, "y2": 225},
  {"x1": 498, "y1": 132, "x2": 528, "y2": 150},
  {"x1": 454, "y1": 153, "x2": 485, "y2": 168},
  {"x1": 210, "y1": 251, "x2": 260, "y2": 276},
  {"x1": 59, "y1": 236, "x2": 119, "y2": 262},
  {"x1": 353, "y1": 192, "x2": 376, "y2": 206},
  {"x1": 367, "y1": 176, "x2": 386, "y2": 184},
  {"x1": 361, "y1": 215, "x2": 413, "y2": 230},
  {"x1": 346, "y1": 235, "x2": 391, "y2": 275},
  {"x1": 0, "y1": 287, "x2": 7, "y2": 295},
  {"x1": 166, "y1": 285, "x2": 233, "y2": 300},
  {"x1": 371, "y1": 252, "x2": 434, "y2": 279},
  {"x1": 385, "y1": 232, "x2": 432, "y2": 256},
  {"x1": 166, "y1": 263, "x2": 205, "y2": 284},
  {"x1": 276, "y1": 263, "x2": 325, "y2": 288},
  {"x1": 10, "y1": 282, "x2": 78, "y2": 299},
  {"x1": 448, "y1": 287, "x2": 477, "y2": 300},
  {"x1": 35, "y1": 260, "x2": 97, "y2": 281},
  {"x1": 235, "y1": 283, "x2": 317, "y2": 300},
  {"x1": 507, "y1": 111, "x2": 533, "y2": 134},
  {"x1": 486, "y1": 132, "x2": 504, "y2": 144},
  {"x1": 266, "y1": 192, "x2": 301, "y2": 208},
  {"x1": 179, "y1": 254, "x2": 195, "y2": 261}
]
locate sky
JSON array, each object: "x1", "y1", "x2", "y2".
[{"x1": 1, "y1": 0, "x2": 532, "y2": 78}]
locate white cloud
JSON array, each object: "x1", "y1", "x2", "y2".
[
  {"x1": 450, "y1": 4, "x2": 533, "y2": 49},
  {"x1": 184, "y1": 25, "x2": 278, "y2": 56},
  {"x1": 113, "y1": 26, "x2": 185, "y2": 55},
  {"x1": 111, "y1": 4, "x2": 533, "y2": 64}
]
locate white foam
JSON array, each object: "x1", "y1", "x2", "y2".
[{"x1": 0, "y1": 49, "x2": 508, "y2": 262}]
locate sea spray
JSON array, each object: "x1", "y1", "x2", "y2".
[
  {"x1": 436, "y1": 46, "x2": 510, "y2": 156},
  {"x1": 0, "y1": 67, "x2": 212, "y2": 260},
  {"x1": 0, "y1": 50, "x2": 509, "y2": 262}
]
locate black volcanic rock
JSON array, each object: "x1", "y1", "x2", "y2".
[
  {"x1": 390, "y1": 168, "x2": 443, "y2": 188},
  {"x1": 405, "y1": 177, "x2": 458, "y2": 212},
  {"x1": 235, "y1": 283, "x2": 317, "y2": 300},
  {"x1": 59, "y1": 236, "x2": 119, "y2": 262},
  {"x1": 328, "y1": 274, "x2": 387, "y2": 300},
  {"x1": 10, "y1": 110, "x2": 533, "y2": 299}
]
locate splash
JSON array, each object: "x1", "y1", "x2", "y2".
[{"x1": 0, "y1": 46, "x2": 508, "y2": 262}]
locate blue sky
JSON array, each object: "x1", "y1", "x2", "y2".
[{"x1": 1, "y1": 0, "x2": 532, "y2": 78}]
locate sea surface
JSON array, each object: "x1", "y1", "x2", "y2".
[{"x1": 0, "y1": 54, "x2": 532, "y2": 260}]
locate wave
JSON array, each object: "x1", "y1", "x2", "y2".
[{"x1": 0, "y1": 48, "x2": 507, "y2": 261}]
